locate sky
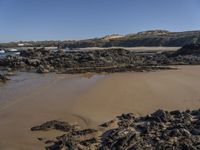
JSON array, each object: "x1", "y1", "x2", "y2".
[{"x1": 0, "y1": 0, "x2": 200, "y2": 42}]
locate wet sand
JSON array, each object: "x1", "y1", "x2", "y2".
[
  {"x1": 72, "y1": 66, "x2": 200, "y2": 123},
  {"x1": 0, "y1": 66, "x2": 200, "y2": 149},
  {"x1": 0, "y1": 73, "x2": 105, "y2": 150}
]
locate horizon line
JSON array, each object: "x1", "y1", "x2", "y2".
[{"x1": 1, "y1": 29, "x2": 200, "y2": 43}]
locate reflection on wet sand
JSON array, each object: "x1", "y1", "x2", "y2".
[
  {"x1": 0, "y1": 66, "x2": 200, "y2": 149},
  {"x1": 0, "y1": 72, "x2": 105, "y2": 150}
]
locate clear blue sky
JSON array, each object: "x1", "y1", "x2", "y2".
[{"x1": 0, "y1": 0, "x2": 200, "y2": 42}]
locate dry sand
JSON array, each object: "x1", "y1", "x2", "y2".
[{"x1": 0, "y1": 66, "x2": 200, "y2": 149}]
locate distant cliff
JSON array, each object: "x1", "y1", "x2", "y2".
[{"x1": 1, "y1": 30, "x2": 200, "y2": 48}]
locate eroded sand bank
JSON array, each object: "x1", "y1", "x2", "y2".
[{"x1": 0, "y1": 66, "x2": 200, "y2": 149}]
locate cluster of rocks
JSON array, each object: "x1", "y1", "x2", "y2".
[
  {"x1": 0, "y1": 44, "x2": 200, "y2": 74},
  {"x1": 32, "y1": 109, "x2": 200, "y2": 150},
  {"x1": 0, "y1": 48, "x2": 169, "y2": 74},
  {"x1": 172, "y1": 44, "x2": 200, "y2": 56}
]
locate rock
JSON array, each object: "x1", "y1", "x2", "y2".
[
  {"x1": 180, "y1": 129, "x2": 191, "y2": 137},
  {"x1": 36, "y1": 65, "x2": 49, "y2": 73},
  {"x1": 170, "y1": 110, "x2": 182, "y2": 117},
  {"x1": 0, "y1": 74, "x2": 9, "y2": 82},
  {"x1": 136, "y1": 124, "x2": 149, "y2": 134},
  {"x1": 31, "y1": 120, "x2": 79, "y2": 132},
  {"x1": 37, "y1": 137, "x2": 44, "y2": 141},
  {"x1": 182, "y1": 112, "x2": 193, "y2": 123},
  {"x1": 172, "y1": 44, "x2": 200, "y2": 56},
  {"x1": 5, "y1": 71, "x2": 15, "y2": 76},
  {"x1": 191, "y1": 128, "x2": 200, "y2": 135},
  {"x1": 26, "y1": 59, "x2": 40, "y2": 67},
  {"x1": 1, "y1": 47, "x2": 199, "y2": 76},
  {"x1": 80, "y1": 138, "x2": 98, "y2": 146},
  {"x1": 151, "y1": 109, "x2": 171, "y2": 122},
  {"x1": 72, "y1": 128, "x2": 98, "y2": 136},
  {"x1": 100, "y1": 119, "x2": 116, "y2": 128},
  {"x1": 31, "y1": 109, "x2": 200, "y2": 149},
  {"x1": 118, "y1": 113, "x2": 135, "y2": 120}
]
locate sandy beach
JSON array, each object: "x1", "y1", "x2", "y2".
[
  {"x1": 0, "y1": 73, "x2": 105, "y2": 150},
  {"x1": 1, "y1": 66, "x2": 200, "y2": 149},
  {"x1": 72, "y1": 66, "x2": 200, "y2": 123}
]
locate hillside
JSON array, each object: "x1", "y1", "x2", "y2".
[{"x1": 1, "y1": 30, "x2": 200, "y2": 48}]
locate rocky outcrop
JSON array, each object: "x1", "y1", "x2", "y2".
[
  {"x1": 1, "y1": 46, "x2": 200, "y2": 75},
  {"x1": 0, "y1": 48, "x2": 176, "y2": 74},
  {"x1": 172, "y1": 44, "x2": 200, "y2": 56},
  {"x1": 32, "y1": 109, "x2": 200, "y2": 150}
]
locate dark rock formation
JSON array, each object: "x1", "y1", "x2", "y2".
[
  {"x1": 31, "y1": 120, "x2": 79, "y2": 132},
  {"x1": 1, "y1": 44, "x2": 200, "y2": 76},
  {"x1": 0, "y1": 74, "x2": 9, "y2": 82},
  {"x1": 32, "y1": 109, "x2": 200, "y2": 150},
  {"x1": 0, "y1": 48, "x2": 176, "y2": 74},
  {"x1": 172, "y1": 44, "x2": 200, "y2": 56},
  {"x1": 36, "y1": 65, "x2": 49, "y2": 73}
]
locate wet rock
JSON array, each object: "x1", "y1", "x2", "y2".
[
  {"x1": 36, "y1": 65, "x2": 49, "y2": 73},
  {"x1": 72, "y1": 128, "x2": 98, "y2": 136},
  {"x1": 118, "y1": 113, "x2": 135, "y2": 120},
  {"x1": 180, "y1": 128, "x2": 191, "y2": 137},
  {"x1": 151, "y1": 109, "x2": 171, "y2": 122},
  {"x1": 100, "y1": 119, "x2": 116, "y2": 128},
  {"x1": 26, "y1": 59, "x2": 40, "y2": 67},
  {"x1": 191, "y1": 128, "x2": 200, "y2": 135},
  {"x1": 172, "y1": 44, "x2": 200, "y2": 56},
  {"x1": 80, "y1": 138, "x2": 98, "y2": 146},
  {"x1": 0, "y1": 74, "x2": 9, "y2": 82},
  {"x1": 0, "y1": 47, "x2": 193, "y2": 75},
  {"x1": 32, "y1": 109, "x2": 200, "y2": 150},
  {"x1": 31, "y1": 120, "x2": 78, "y2": 132}
]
